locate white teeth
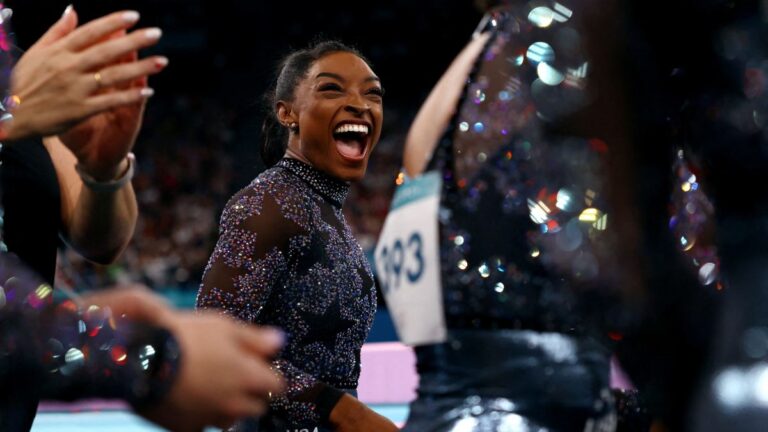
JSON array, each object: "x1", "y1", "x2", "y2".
[{"x1": 334, "y1": 124, "x2": 370, "y2": 135}]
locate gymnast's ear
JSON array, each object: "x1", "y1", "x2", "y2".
[{"x1": 276, "y1": 101, "x2": 296, "y2": 128}]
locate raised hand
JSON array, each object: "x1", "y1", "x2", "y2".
[
  {"x1": 5, "y1": 6, "x2": 166, "y2": 148},
  {"x1": 84, "y1": 287, "x2": 286, "y2": 431}
]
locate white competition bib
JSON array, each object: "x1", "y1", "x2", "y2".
[{"x1": 374, "y1": 171, "x2": 446, "y2": 345}]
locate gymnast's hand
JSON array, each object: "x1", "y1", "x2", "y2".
[
  {"x1": 329, "y1": 393, "x2": 400, "y2": 432},
  {"x1": 84, "y1": 287, "x2": 286, "y2": 432},
  {"x1": 4, "y1": 6, "x2": 165, "y2": 147}
]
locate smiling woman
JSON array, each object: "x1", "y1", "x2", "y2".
[
  {"x1": 277, "y1": 50, "x2": 383, "y2": 181},
  {"x1": 196, "y1": 41, "x2": 396, "y2": 432}
]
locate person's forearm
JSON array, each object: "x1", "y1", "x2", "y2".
[
  {"x1": 43, "y1": 136, "x2": 138, "y2": 263},
  {"x1": 69, "y1": 182, "x2": 138, "y2": 263},
  {"x1": 328, "y1": 393, "x2": 398, "y2": 432},
  {"x1": 328, "y1": 393, "x2": 364, "y2": 427}
]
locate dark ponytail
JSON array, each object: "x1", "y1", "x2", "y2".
[{"x1": 260, "y1": 40, "x2": 371, "y2": 167}]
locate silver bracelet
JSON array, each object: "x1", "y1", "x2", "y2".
[{"x1": 75, "y1": 152, "x2": 136, "y2": 192}]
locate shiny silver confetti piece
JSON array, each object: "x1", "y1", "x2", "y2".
[
  {"x1": 526, "y1": 42, "x2": 555, "y2": 65},
  {"x1": 59, "y1": 348, "x2": 86, "y2": 376},
  {"x1": 139, "y1": 344, "x2": 157, "y2": 371}
]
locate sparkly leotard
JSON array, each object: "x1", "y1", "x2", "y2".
[
  {"x1": 402, "y1": 3, "x2": 619, "y2": 431},
  {"x1": 399, "y1": 2, "x2": 725, "y2": 431},
  {"x1": 197, "y1": 158, "x2": 376, "y2": 431}
]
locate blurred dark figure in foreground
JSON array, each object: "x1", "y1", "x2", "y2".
[
  {"x1": 394, "y1": 0, "x2": 768, "y2": 430},
  {"x1": 579, "y1": 0, "x2": 768, "y2": 430}
]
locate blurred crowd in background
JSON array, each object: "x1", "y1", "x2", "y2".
[
  {"x1": 56, "y1": 97, "x2": 408, "y2": 298},
  {"x1": 0, "y1": 0, "x2": 486, "y2": 302}
]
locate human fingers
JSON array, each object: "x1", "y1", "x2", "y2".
[
  {"x1": 62, "y1": 10, "x2": 141, "y2": 52},
  {"x1": 235, "y1": 325, "x2": 285, "y2": 358},
  {"x1": 89, "y1": 56, "x2": 168, "y2": 91},
  {"x1": 118, "y1": 51, "x2": 149, "y2": 90},
  {"x1": 83, "y1": 86, "x2": 155, "y2": 115},
  {"x1": 84, "y1": 286, "x2": 172, "y2": 325},
  {"x1": 33, "y1": 4, "x2": 79, "y2": 48},
  {"x1": 79, "y1": 27, "x2": 162, "y2": 71},
  {"x1": 240, "y1": 356, "x2": 284, "y2": 397}
]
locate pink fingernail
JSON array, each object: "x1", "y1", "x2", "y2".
[
  {"x1": 62, "y1": 4, "x2": 73, "y2": 18},
  {"x1": 140, "y1": 88, "x2": 155, "y2": 98}
]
